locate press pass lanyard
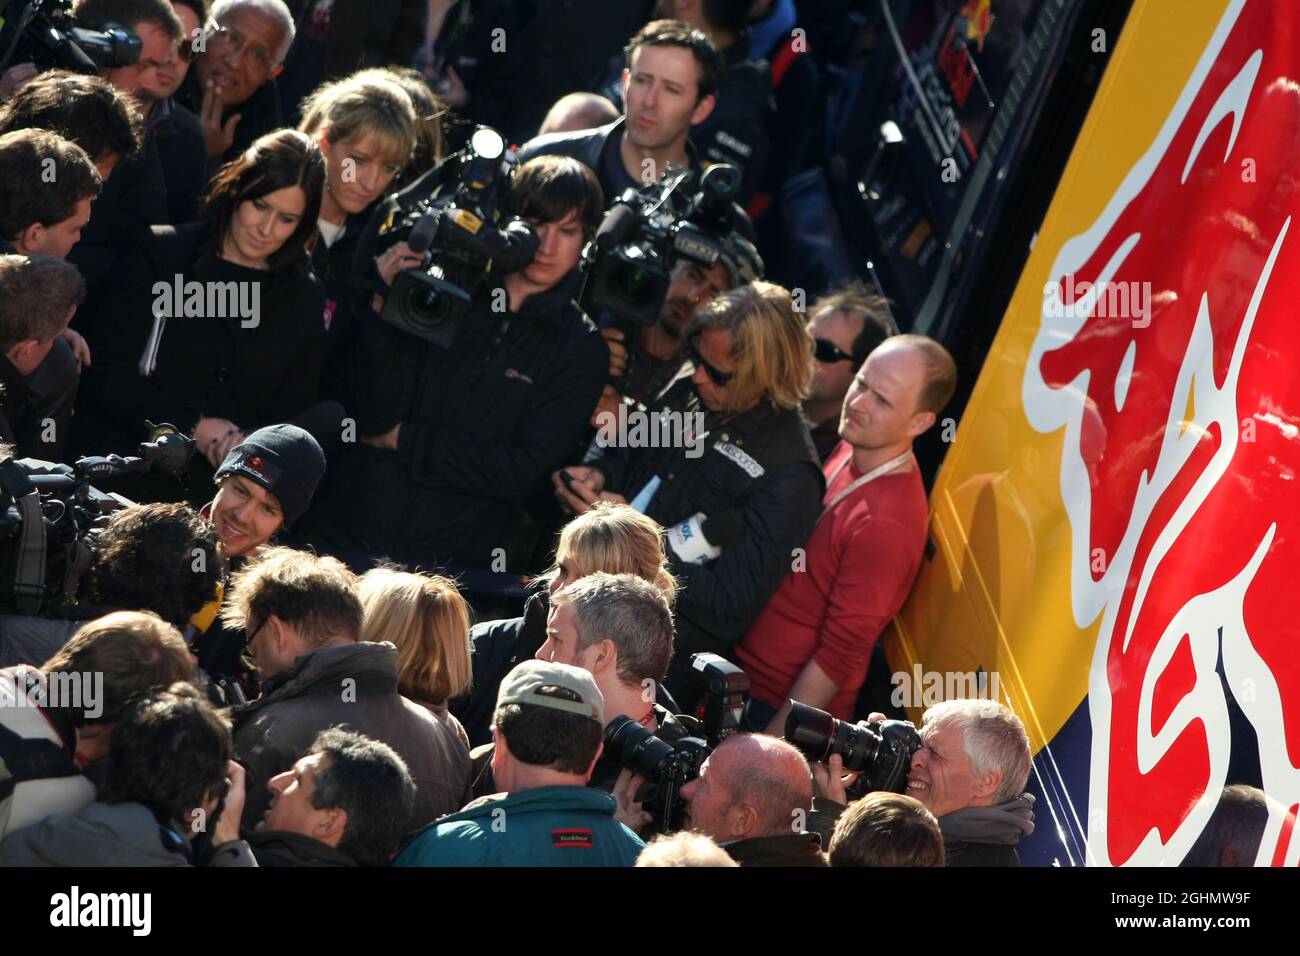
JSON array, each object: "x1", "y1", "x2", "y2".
[{"x1": 819, "y1": 450, "x2": 913, "y2": 521}]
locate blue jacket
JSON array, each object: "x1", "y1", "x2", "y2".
[{"x1": 394, "y1": 786, "x2": 645, "y2": 867}]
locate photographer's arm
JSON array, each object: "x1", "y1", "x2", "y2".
[
  {"x1": 671, "y1": 460, "x2": 823, "y2": 646},
  {"x1": 763, "y1": 661, "x2": 838, "y2": 737}
]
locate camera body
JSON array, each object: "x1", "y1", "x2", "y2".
[
  {"x1": 783, "y1": 700, "x2": 923, "y2": 794},
  {"x1": 0, "y1": 424, "x2": 195, "y2": 617},
  {"x1": 579, "y1": 163, "x2": 743, "y2": 327},
  {"x1": 380, "y1": 126, "x2": 532, "y2": 349},
  {"x1": 0, "y1": 0, "x2": 141, "y2": 74}
]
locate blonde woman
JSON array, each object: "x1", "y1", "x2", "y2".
[
  {"x1": 358, "y1": 567, "x2": 473, "y2": 809},
  {"x1": 451, "y1": 501, "x2": 676, "y2": 746}
]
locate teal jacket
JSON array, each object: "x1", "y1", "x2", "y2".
[{"x1": 394, "y1": 786, "x2": 645, "y2": 867}]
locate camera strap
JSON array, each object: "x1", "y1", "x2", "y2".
[{"x1": 0, "y1": 460, "x2": 45, "y2": 616}]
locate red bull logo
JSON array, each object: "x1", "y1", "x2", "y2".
[{"x1": 1023, "y1": 0, "x2": 1300, "y2": 866}]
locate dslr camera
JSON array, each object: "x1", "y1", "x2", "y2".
[
  {"x1": 0, "y1": 423, "x2": 195, "y2": 617},
  {"x1": 579, "y1": 163, "x2": 745, "y2": 328},
  {"x1": 376, "y1": 126, "x2": 539, "y2": 349},
  {"x1": 0, "y1": 0, "x2": 141, "y2": 74},
  {"x1": 603, "y1": 653, "x2": 749, "y2": 834},
  {"x1": 783, "y1": 700, "x2": 923, "y2": 794}
]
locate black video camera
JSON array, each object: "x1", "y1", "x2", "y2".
[
  {"x1": 0, "y1": 0, "x2": 141, "y2": 74},
  {"x1": 784, "y1": 700, "x2": 923, "y2": 794},
  {"x1": 579, "y1": 163, "x2": 744, "y2": 328},
  {"x1": 378, "y1": 126, "x2": 538, "y2": 349},
  {"x1": 0, "y1": 423, "x2": 195, "y2": 617}
]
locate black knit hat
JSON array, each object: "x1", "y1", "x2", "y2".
[{"x1": 214, "y1": 424, "x2": 326, "y2": 528}]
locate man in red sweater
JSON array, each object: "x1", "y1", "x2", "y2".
[{"x1": 736, "y1": 334, "x2": 956, "y2": 731}]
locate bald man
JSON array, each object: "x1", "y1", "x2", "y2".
[
  {"x1": 538, "y1": 93, "x2": 621, "y2": 136},
  {"x1": 678, "y1": 733, "x2": 826, "y2": 866},
  {"x1": 736, "y1": 334, "x2": 957, "y2": 733}
]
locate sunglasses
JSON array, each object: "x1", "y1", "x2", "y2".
[
  {"x1": 689, "y1": 339, "x2": 734, "y2": 387},
  {"x1": 814, "y1": 338, "x2": 854, "y2": 364}
]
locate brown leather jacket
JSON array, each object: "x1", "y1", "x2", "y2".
[{"x1": 233, "y1": 642, "x2": 471, "y2": 831}]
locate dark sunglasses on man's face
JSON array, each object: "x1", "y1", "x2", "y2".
[
  {"x1": 689, "y1": 339, "x2": 734, "y2": 386},
  {"x1": 814, "y1": 338, "x2": 854, "y2": 364}
]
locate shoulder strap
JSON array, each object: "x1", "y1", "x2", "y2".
[{"x1": 771, "y1": 37, "x2": 802, "y2": 87}]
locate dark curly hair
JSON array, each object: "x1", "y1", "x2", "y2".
[
  {"x1": 310, "y1": 728, "x2": 416, "y2": 866},
  {"x1": 0, "y1": 70, "x2": 143, "y2": 165},
  {"x1": 103, "y1": 683, "x2": 232, "y2": 827},
  {"x1": 81, "y1": 503, "x2": 224, "y2": 629}
]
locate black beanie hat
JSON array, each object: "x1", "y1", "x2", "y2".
[{"x1": 214, "y1": 424, "x2": 326, "y2": 528}]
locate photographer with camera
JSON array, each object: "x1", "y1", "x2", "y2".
[
  {"x1": 71, "y1": 128, "x2": 329, "y2": 496},
  {"x1": 395, "y1": 659, "x2": 646, "y2": 867},
  {"x1": 518, "y1": 19, "x2": 720, "y2": 205},
  {"x1": 553, "y1": 281, "x2": 822, "y2": 709},
  {"x1": 317, "y1": 152, "x2": 609, "y2": 570},
  {"x1": 0, "y1": 682, "x2": 257, "y2": 865},
  {"x1": 736, "y1": 335, "x2": 955, "y2": 735},
  {"x1": 0, "y1": 610, "x2": 194, "y2": 840},
  {"x1": 469, "y1": 571, "x2": 685, "y2": 799},
  {"x1": 676, "y1": 731, "x2": 826, "y2": 866}
]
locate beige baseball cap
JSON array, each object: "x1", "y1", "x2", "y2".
[{"x1": 496, "y1": 659, "x2": 605, "y2": 725}]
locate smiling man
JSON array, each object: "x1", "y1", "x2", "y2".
[
  {"x1": 518, "y1": 19, "x2": 721, "y2": 202},
  {"x1": 248, "y1": 727, "x2": 416, "y2": 866}
]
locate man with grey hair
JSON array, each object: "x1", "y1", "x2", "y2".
[
  {"x1": 903, "y1": 698, "x2": 1034, "y2": 866},
  {"x1": 180, "y1": 0, "x2": 294, "y2": 162},
  {"x1": 470, "y1": 572, "x2": 689, "y2": 798},
  {"x1": 678, "y1": 732, "x2": 826, "y2": 866}
]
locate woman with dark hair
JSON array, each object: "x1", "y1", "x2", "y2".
[{"x1": 71, "y1": 128, "x2": 330, "y2": 504}]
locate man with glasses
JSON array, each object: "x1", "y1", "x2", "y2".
[
  {"x1": 553, "y1": 281, "x2": 824, "y2": 709},
  {"x1": 735, "y1": 334, "x2": 957, "y2": 734},
  {"x1": 178, "y1": 0, "x2": 294, "y2": 164},
  {"x1": 801, "y1": 285, "x2": 896, "y2": 462}
]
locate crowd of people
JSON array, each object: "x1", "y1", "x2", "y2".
[{"x1": 0, "y1": 0, "x2": 1273, "y2": 869}]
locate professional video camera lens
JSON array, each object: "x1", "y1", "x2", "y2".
[{"x1": 604, "y1": 715, "x2": 676, "y2": 780}]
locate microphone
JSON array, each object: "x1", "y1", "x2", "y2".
[
  {"x1": 592, "y1": 201, "x2": 639, "y2": 250},
  {"x1": 667, "y1": 510, "x2": 745, "y2": 565},
  {"x1": 407, "y1": 210, "x2": 440, "y2": 254}
]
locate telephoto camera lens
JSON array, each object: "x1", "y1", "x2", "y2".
[
  {"x1": 783, "y1": 700, "x2": 922, "y2": 793},
  {"x1": 604, "y1": 714, "x2": 676, "y2": 780}
]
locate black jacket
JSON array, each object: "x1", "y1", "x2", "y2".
[
  {"x1": 73, "y1": 221, "x2": 326, "y2": 460},
  {"x1": 310, "y1": 214, "x2": 371, "y2": 412},
  {"x1": 0, "y1": 356, "x2": 39, "y2": 457},
  {"x1": 153, "y1": 99, "x2": 208, "y2": 225},
  {"x1": 590, "y1": 373, "x2": 823, "y2": 704},
  {"x1": 688, "y1": 34, "x2": 773, "y2": 205},
  {"x1": 944, "y1": 838, "x2": 1021, "y2": 867},
  {"x1": 328, "y1": 269, "x2": 608, "y2": 568},
  {"x1": 245, "y1": 830, "x2": 357, "y2": 867},
  {"x1": 724, "y1": 832, "x2": 828, "y2": 867}
]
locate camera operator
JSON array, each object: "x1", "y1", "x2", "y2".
[
  {"x1": 189, "y1": 423, "x2": 326, "y2": 685},
  {"x1": 0, "y1": 501, "x2": 222, "y2": 668},
  {"x1": 0, "y1": 682, "x2": 257, "y2": 866},
  {"x1": 517, "y1": 19, "x2": 721, "y2": 204},
  {"x1": 395, "y1": 659, "x2": 646, "y2": 867},
  {"x1": 598, "y1": 228, "x2": 760, "y2": 419},
  {"x1": 247, "y1": 727, "x2": 416, "y2": 867},
  {"x1": 736, "y1": 335, "x2": 955, "y2": 734},
  {"x1": 0, "y1": 253, "x2": 85, "y2": 461},
  {"x1": 553, "y1": 281, "x2": 822, "y2": 709},
  {"x1": 675, "y1": 731, "x2": 826, "y2": 866},
  {"x1": 455, "y1": 501, "x2": 677, "y2": 747},
  {"x1": 318, "y1": 153, "x2": 609, "y2": 569},
  {"x1": 175, "y1": 0, "x2": 293, "y2": 165},
  {"x1": 812, "y1": 700, "x2": 1036, "y2": 867},
  {"x1": 0, "y1": 129, "x2": 102, "y2": 259},
  {"x1": 223, "y1": 547, "x2": 470, "y2": 830},
  {"x1": 0, "y1": 610, "x2": 194, "y2": 840},
  {"x1": 298, "y1": 72, "x2": 416, "y2": 410},
  {"x1": 469, "y1": 572, "x2": 685, "y2": 799},
  {"x1": 71, "y1": 128, "x2": 329, "y2": 495}
]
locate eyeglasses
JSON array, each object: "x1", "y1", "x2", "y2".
[
  {"x1": 814, "y1": 338, "x2": 854, "y2": 364},
  {"x1": 205, "y1": 19, "x2": 276, "y2": 72},
  {"x1": 689, "y1": 339, "x2": 734, "y2": 387},
  {"x1": 238, "y1": 618, "x2": 268, "y2": 672}
]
